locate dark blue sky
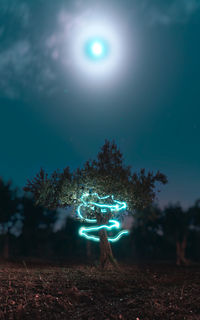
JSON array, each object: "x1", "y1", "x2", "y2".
[{"x1": 0, "y1": 0, "x2": 200, "y2": 207}]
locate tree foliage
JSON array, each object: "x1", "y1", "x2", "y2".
[{"x1": 24, "y1": 140, "x2": 167, "y2": 219}]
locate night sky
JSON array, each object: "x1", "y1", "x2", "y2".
[{"x1": 0, "y1": 0, "x2": 200, "y2": 208}]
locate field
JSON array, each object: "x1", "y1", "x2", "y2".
[{"x1": 0, "y1": 262, "x2": 199, "y2": 320}]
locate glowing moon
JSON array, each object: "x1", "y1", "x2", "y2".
[
  {"x1": 85, "y1": 38, "x2": 109, "y2": 61},
  {"x1": 91, "y1": 42, "x2": 103, "y2": 56},
  {"x1": 65, "y1": 12, "x2": 132, "y2": 88},
  {"x1": 70, "y1": 20, "x2": 123, "y2": 80}
]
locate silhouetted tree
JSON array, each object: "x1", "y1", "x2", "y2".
[
  {"x1": 24, "y1": 140, "x2": 167, "y2": 269},
  {"x1": 187, "y1": 200, "x2": 200, "y2": 261},
  {"x1": 19, "y1": 195, "x2": 56, "y2": 257},
  {"x1": 161, "y1": 204, "x2": 191, "y2": 265},
  {"x1": 189, "y1": 200, "x2": 200, "y2": 227},
  {"x1": 52, "y1": 216, "x2": 87, "y2": 261},
  {"x1": 131, "y1": 205, "x2": 163, "y2": 260},
  {"x1": 0, "y1": 179, "x2": 20, "y2": 259}
]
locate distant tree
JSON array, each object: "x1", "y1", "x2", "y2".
[
  {"x1": 161, "y1": 204, "x2": 191, "y2": 265},
  {"x1": 0, "y1": 179, "x2": 20, "y2": 259},
  {"x1": 131, "y1": 205, "x2": 163, "y2": 260},
  {"x1": 24, "y1": 140, "x2": 167, "y2": 269},
  {"x1": 189, "y1": 200, "x2": 200, "y2": 227},
  {"x1": 52, "y1": 216, "x2": 87, "y2": 260},
  {"x1": 187, "y1": 200, "x2": 200, "y2": 261},
  {"x1": 19, "y1": 195, "x2": 56, "y2": 257}
]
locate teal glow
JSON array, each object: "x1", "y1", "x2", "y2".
[
  {"x1": 77, "y1": 193, "x2": 129, "y2": 242},
  {"x1": 84, "y1": 38, "x2": 109, "y2": 61}
]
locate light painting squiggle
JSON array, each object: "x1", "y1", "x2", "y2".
[{"x1": 77, "y1": 193, "x2": 129, "y2": 242}]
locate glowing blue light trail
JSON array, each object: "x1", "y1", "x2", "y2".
[{"x1": 77, "y1": 193, "x2": 129, "y2": 242}]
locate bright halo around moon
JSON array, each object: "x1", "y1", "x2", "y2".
[{"x1": 70, "y1": 20, "x2": 125, "y2": 83}]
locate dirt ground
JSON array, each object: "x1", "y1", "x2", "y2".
[{"x1": 0, "y1": 262, "x2": 199, "y2": 320}]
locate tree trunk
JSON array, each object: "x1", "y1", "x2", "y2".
[
  {"x1": 99, "y1": 228, "x2": 118, "y2": 269},
  {"x1": 176, "y1": 241, "x2": 181, "y2": 266},
  {"x1": 86, "y1": 240, "x2": 92, "y2": 261},
  {"x1": 3, "y1": 234, "x2": 9, "y2": 260},
  {"x1": 176, "y1": 236, "x2": 189, "y2": 266}
]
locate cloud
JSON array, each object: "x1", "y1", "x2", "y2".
[
  {"x1": 0, "y1": 0, "x2": 63, "y2": 99},
  {"x1": 0, "y1": 39, "x2": 57, "y2": 99},
  {"x1": 0, "y1": 41, "x2": 31, "y2": 98},
  {"x1": 0, "y1": 1, "x2": 30, "y2": 27},
  {"x1": 141, "y1": 0, "x2": 200, "y2": 25},
  {"x1": 0, "y1": 41, "x2": 30, "y2": 72}
]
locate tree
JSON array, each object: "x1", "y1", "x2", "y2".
[
  {"x1": 161, "y1": 204, "x2": 191, "y2": 265},
  {"x1": 24, "y1": 140, "x2": 167, "y2": 269},
  {"x1": 189, "y1": 200, "x2": 200, "y2": 228},
  {"x1": 131, "y1": 205, "x2": 163, "y2": 260},
  {"x1": 0, "y1": 179, "x2": 20, "y2": 259},
  {"x1": 19, "y1": 195, "x2": 56, "y2": 257},
  {"x1": 52, "y1": 216, "x2": 86, "y2": 261},
  {"x1": 187, "y1": 200, "x2": 200, "y2": 262}
]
